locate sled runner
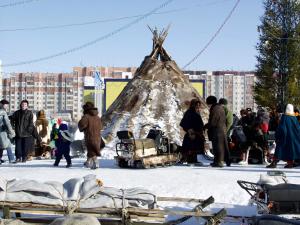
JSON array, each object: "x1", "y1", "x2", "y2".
[
  {"x1": 237, "y1": 171, "x2": 300, "y2": 215},
  {"x1": 115, "y1": 127, "x2": 181, "y2": 169}
]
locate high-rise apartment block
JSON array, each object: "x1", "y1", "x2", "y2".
[
  {"x1": 2, "y1": 67, "x2": 256, "y2": 120},
  {"x1": 2, "y1": 72, "x2": 82, "y2": 120},
  {"x1": 2, "y1": 66, "x2": 137, "y2": 121},
  {"x1": 184, "y1": 70, "x2": 256, "y2": 114}
]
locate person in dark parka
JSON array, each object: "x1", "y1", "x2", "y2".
[
  {"x1": 205, "y1": 96, "x2": 230, "y2": 167},
  {"x1": 180, "y1": 99, "x2": 205, "y2": 163},
  {"x1": 53, "y1": 123, "x2": 72, "y2": 168},
  {"x1": 10, "y1": 100, "x2": 34, "y2": 163},
  {"x1": 267, "y1": 104, "x2": 300, "y2": 168},
  {"x1": 78, "y1": 102, "x2": 102, "y2": 169}
]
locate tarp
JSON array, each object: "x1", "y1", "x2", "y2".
[{"x1": 0, "y1": 175, "x2": 156, "y2": 209}]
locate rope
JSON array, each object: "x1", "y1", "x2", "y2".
[
  {"x1": 48, "y1": 183, "x2": 69, "y2": 215},
  {"x1": 121, "y1": 189, "x2": 128, "y2": 225},
  {"x1": 0, "y1": 0, "x2": 41, "y2": 8},
  {"x1": 0, "y1": 0, "x2": 234, "y2": 32},
  {"x1": 182, "y1": 0, "x2": 241, "y2": 69},
  {"x1": 2, "y1": 0, "x2": 175, "y2": 67}
]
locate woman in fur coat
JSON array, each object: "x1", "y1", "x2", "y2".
[{"x1": 78, "y1": 102, "x2": 102, "y2": 169}]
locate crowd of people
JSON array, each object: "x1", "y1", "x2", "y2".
[
  {"x1": 0, "y1": 99, "x2": 103, "y2": 169},
  {"x1": 180, "y1": 96, "x2": 300, "y2": 168},
  {"x1": 0, "y1": 96, "x2": 299, "y2": 169}
]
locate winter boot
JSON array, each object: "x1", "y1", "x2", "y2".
[
  {"x1": 53, "y1": 158, "x2": 60, "y2": 167},
  {"x1": 239, "y1": 149, "x2": 249, "y2": 165},
  {"x1": 90, "y1": 156, "x2": 99, "y2": 170},
  {"x1": 266, "y1": 160, "x2": 277, "y2": 168},
  {"x1": 84, "y1": 158, "x2": 93, "y2": 168},
  {"x1": 284, "y1": 161, "x2": 294, "y2": 168}
]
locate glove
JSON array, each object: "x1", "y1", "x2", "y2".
[
  {"x1": 188, "y1": 129, "x2": 196, "y2": 140},
  {"x1": 10, "y1": 137, "x2": 15, "y2": 145}
]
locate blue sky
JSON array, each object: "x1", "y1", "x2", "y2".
[{"x1": 0, "y1": 0, "x2": 264, "y2": 73}]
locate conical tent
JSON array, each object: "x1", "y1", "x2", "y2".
[{"x1": 102, "y1": 27, "x2": 209, "y2": 146}]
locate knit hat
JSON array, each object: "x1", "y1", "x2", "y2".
[
  {"x1": 285, "y1": 104, "x2": 294, "y2": 115},
  {"x1": 59, "y1": 123, "x2": 68, "y2": 131}
]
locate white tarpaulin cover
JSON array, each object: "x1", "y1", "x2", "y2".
[{"x1": 0, "y1": 174, "x2": 156, "y2": 209}]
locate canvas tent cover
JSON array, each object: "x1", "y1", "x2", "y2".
[{"x1": 0, "y1": 175, "x2": 156, "y2": 209}]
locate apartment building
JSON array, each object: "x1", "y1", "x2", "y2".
[
  {"x1": 2, "y1": 66, "x2": 256, "y2": 119},
  {"x1": 2, "y1": 66, "x2": 137, "y2": 120},
  {"x1": 184, "y1": 70, "x2": 256, "y2": 114},
  {"x1": 2, "y1": 72, "x2": 81, "y2": 120}
]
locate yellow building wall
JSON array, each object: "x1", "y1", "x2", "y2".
[
  {"x1": 83, "y1": 89, "x2": 95, "y2": 104},
  {"x1": 105, "y1": 80, "x2": 204, "y2": 110},
  {"x1": 105, "y1": 81, "x2": 128, "y2": 110},
  {"x1": 191, "y1": 82, "x2": 204, "y2": 97}
]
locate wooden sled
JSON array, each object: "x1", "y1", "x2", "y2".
[{"x1": 0, "y1": 196, "x2": 226, "y2": 225}]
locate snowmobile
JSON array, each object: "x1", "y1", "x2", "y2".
[
  {"x1": 115, "y1": 126, "x2": 181, "y2": 168},
  {"x1": 238, "y1": 171, "x2": 300, "y2": 215}
]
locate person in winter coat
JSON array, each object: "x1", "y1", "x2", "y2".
[
  {"x1": 10, "y1": 100, "x2": 34, "y2": 163},
  {"x1": 218, "y1": 98, "x2": 233, "y2": 137},
  {"x1": 0, "y1": 100, "x2": 15, "y2": 164},
  {"x1": 267, "y1": 104, "x2": 300, "y2": 168},
  {"x1": 180, "y1": 99, "x2": 205, "y2": 163},
  {"x1": 53, "y1": 123, "x2": 72, "y2": 168},
  {"x1": 237, "y1": 109, "x2": 255, "y2": 165},
  {"x1": 269, "y1": 108, "x2": 280, "y2": 132},
  {"x1": 255, "y1": 107, "x2": 270, "y2": 163},
  {"x1": 35, "y1": 110, "x2": 50, "y2": 156},
  {"x1": 204, "y1": 96, "x2": 230, "y2": 167},
  {"x1": 78, "y1": 102, "x2": 102, "y2": 169}
]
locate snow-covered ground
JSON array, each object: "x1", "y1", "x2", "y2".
[{"x1": 0, "y1": 148, "x2": 300, "y2": 224}]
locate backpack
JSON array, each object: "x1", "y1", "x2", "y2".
[{"x1": 232, "y1": 126, "x2": 247, "y2": 143}]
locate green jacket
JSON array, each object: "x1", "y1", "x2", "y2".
[{"x1": 223, "y1": 106, "x2": 233, "y2": 133}]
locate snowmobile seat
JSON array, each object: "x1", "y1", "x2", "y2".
[
  {"x1": 117, "y1": 131, "x2": 134, "y2": 140},
  {"x1": 265, "y1": 183, "x2": 300, "y2": 202},
  {"x1": 253, "y1": 215, "x2": 300, "y2": 225},
  {"x1": 265, "y1": 183, "x2": 300, "y2": 214}
]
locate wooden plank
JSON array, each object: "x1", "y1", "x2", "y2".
[
  {"x1": 157, "y1": 196, "x2": 207, "y2": 203},
  {"x1": 5, "y1": 206, "x2": 213, "y2": 218},
  {"x1": 127, "y1": 208, "x2": 213, "y2": 217},
  {"x1": 130, "y1": 215, "x2": 165, "y2": 222}
]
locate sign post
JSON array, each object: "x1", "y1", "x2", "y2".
[{"x1": 94, "y1": 71, "x2": 104, "y2": 115}]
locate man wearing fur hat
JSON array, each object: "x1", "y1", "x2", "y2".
[{"x1": 78, "y1": 102, "x2": 102, "y2": 169}]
